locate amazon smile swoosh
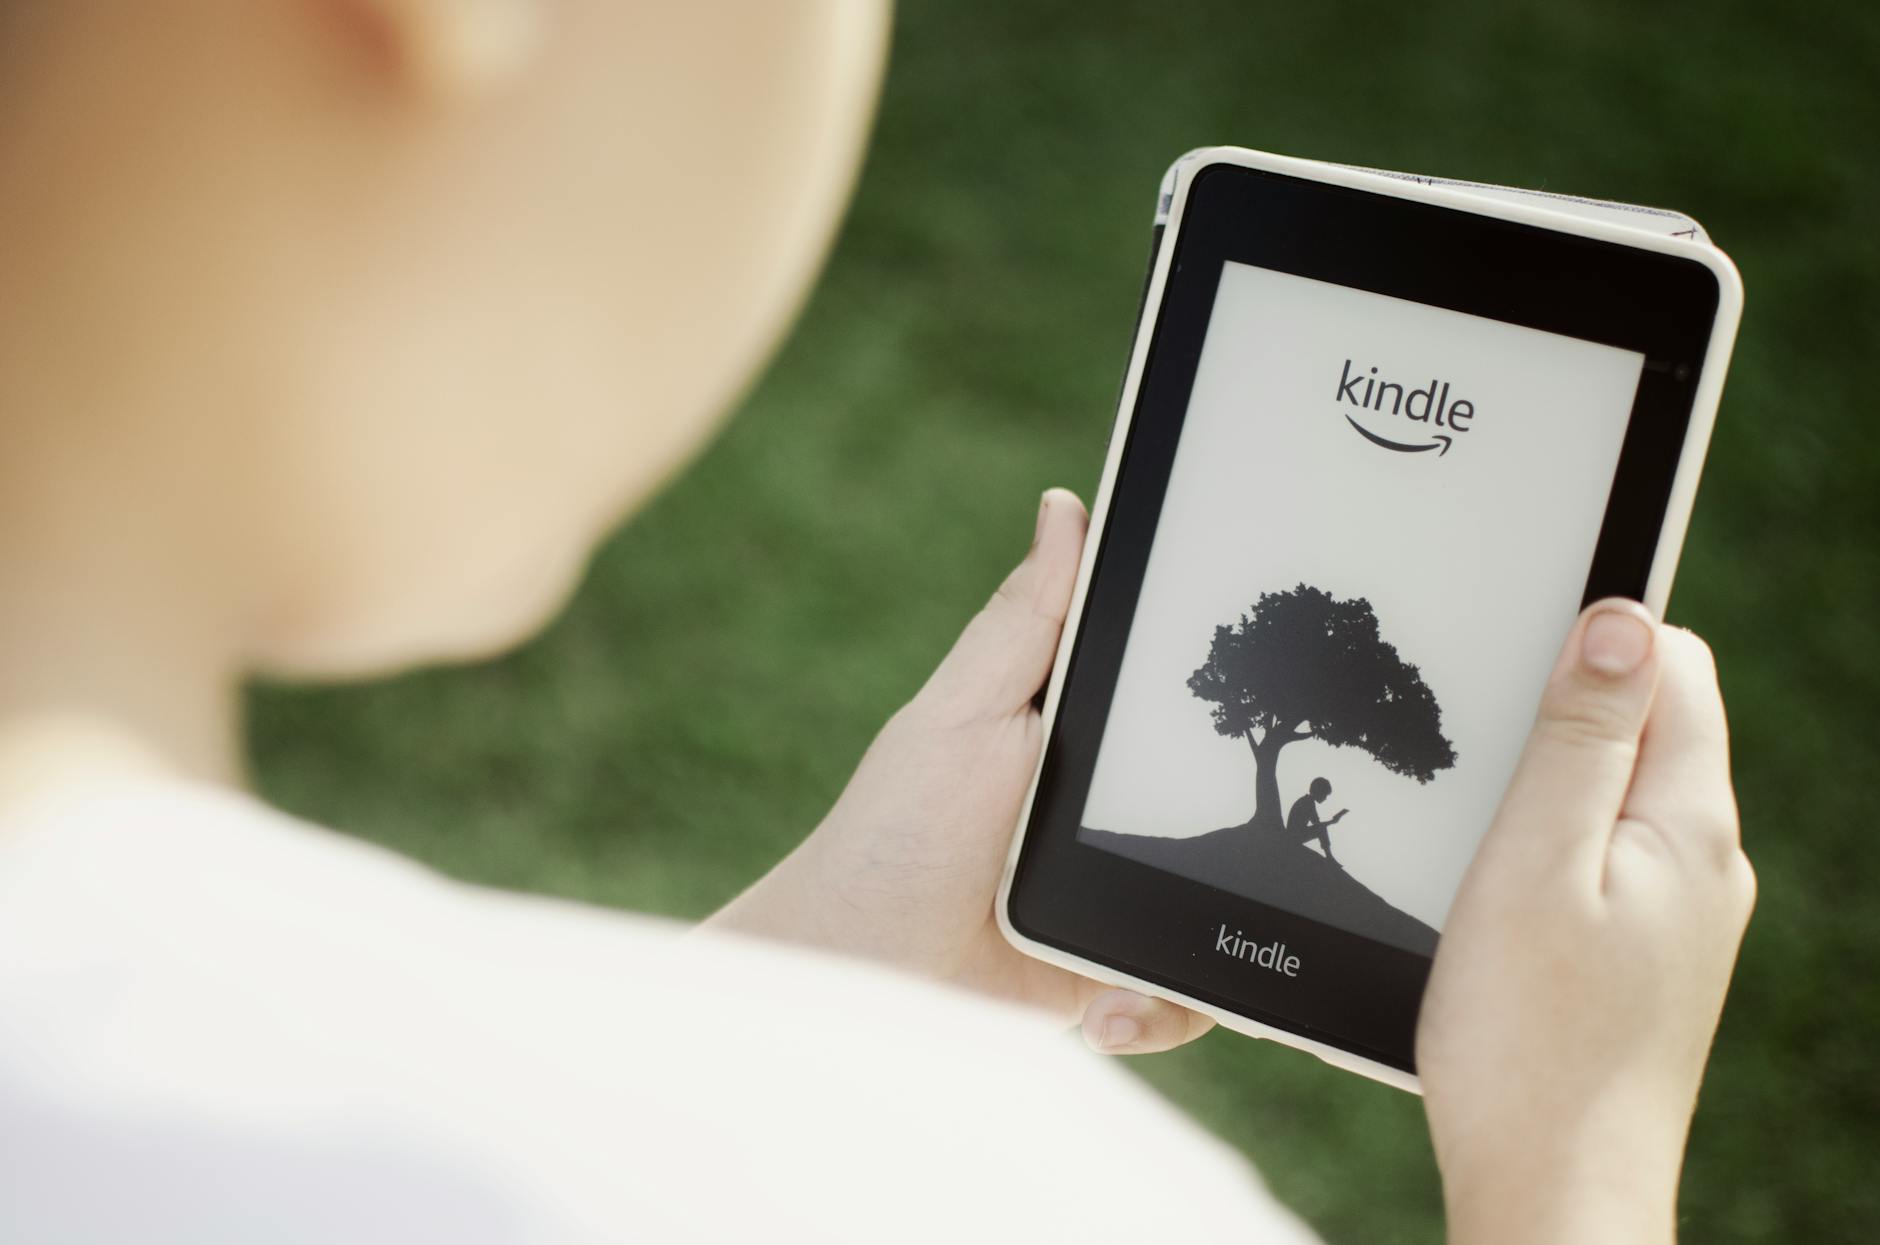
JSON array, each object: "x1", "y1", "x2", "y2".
[{"x1": 1345, "y1": 414, "x2": 1452, "y2": 456}]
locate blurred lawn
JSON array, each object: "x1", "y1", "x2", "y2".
[{"x1": 249, "y1": 2, "x2": 1880, "y2": 1241}]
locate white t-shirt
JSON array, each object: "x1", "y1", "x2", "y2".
[{"x1": 0, "y1": 774, "x2": 1319, "y2": 1244}]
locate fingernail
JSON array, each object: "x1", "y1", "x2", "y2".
[
  {"x1": 1090, "y1": 1013, "x2": 1142, "y2": 1053},
  {"x1": 1032, "y1": 492, "x2": 1051, "y2": 547},
  {"x1": 1580, "y1": 606, "x2": 1654, "y2": 677}
]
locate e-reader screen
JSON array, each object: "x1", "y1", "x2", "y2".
[{"x1": 1077, "y1": 261, "x2": 1644, "y2": 954}]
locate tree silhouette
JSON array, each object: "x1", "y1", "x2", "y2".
[{"x1": 1187, "y1": 584, "x2": 1456, "y2": 835}]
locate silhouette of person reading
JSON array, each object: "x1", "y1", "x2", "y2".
[{"x1": 1287, "y1": 777, "x2": 1349, "y2": 868}]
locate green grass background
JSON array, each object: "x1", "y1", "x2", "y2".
[{"x1": 250, "y1": 2, "x2": 1880, "y2": 1240}]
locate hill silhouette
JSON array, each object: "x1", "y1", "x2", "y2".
[{"x1": 1083, "y1": 825, "x2": 1439, "y2": 956}]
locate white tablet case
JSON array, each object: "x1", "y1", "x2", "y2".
[{"x1": 996, "y1": 147, "x2": 1743, "y2": 1093}]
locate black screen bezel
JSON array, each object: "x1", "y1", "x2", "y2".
[{"x1": 1005, "y1": 160, "x2": 1725, "y2": 1075}]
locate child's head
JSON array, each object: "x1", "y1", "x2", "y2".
[{"x1": 0, "y1": 1, "x2": 886, "y2": 677}]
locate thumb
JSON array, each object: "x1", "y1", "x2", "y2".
[
  {"x1": 1487, "y1": 598, "x2": 1662, "y2": 881},
  {"x1": 916, "y1": 488, "x2": 1088, "y2": 723}
]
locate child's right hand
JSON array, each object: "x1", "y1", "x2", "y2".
[{"x1": 1417, "y1": 602, "x2": 1754, "y2": 1245}]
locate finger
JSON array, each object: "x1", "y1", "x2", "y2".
[
  {"x1": 1080, "y1": 988, "x2": 1216, "y2": 1055},
  {"x1": 1485, "y1": 599, "x2": 1662, "y2": 881},
  {"x1": 1620, "y1": 627, "x2": 1743, "y2": 867},
  {"x1": 917, "y1": 488, "x2": 1088, "y2": 723}
]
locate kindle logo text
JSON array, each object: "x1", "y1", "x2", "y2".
[
  {"x1": 1214, "y1": 924, "x2": 1301, "y2": 977},
  {"x1": 1336, "y1": 359, "x2": 1475, "y2": 457}
]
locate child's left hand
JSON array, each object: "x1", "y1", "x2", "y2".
[{"x1": 709, "y1": 488, "x2": 1214, "y2": 1055}]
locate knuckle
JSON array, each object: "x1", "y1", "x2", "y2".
[
  {"x1": 989, "y1": 575, "x2": 1049, "y2": 631},
  {"x1": 1726, "y1": 851, "x2": 1758, "y2": 915},
  {"x1": 1536, "y1": 683, "x2": 1641, "y2": 750},
  {"x1": 1666, "y1": 626, "x2": 1720, "y2": 679},
  {"x1": 1696, "y1": 800, "x2": 1744, "y2": 858}
]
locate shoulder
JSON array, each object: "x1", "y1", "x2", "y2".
[{"x1": 0, "y1": 767, "x2": 1320, "y2": 1244}]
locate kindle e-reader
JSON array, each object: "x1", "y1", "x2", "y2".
[{"x1": 996, "y1": 147, "x2": 1742, "y2": 1091}]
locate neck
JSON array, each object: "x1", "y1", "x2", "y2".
[
  {"x1": 0, "y1": 526, "x2": 245, "y2": 789},
  {"x1": 0, "y1": 283, "x2": 249, "y2": 790}
]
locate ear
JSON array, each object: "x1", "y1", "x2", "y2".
[{"x1": 326, "y1": 0, "x2": 544, "y2": 100}]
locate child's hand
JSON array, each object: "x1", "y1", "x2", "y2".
[
  {"x1": 709, "y1": 489, "x2": 1213, "y2": 1054},
  {"x1": 1418, "y1": 603, "x2": 1754, "y2": 1245}
]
